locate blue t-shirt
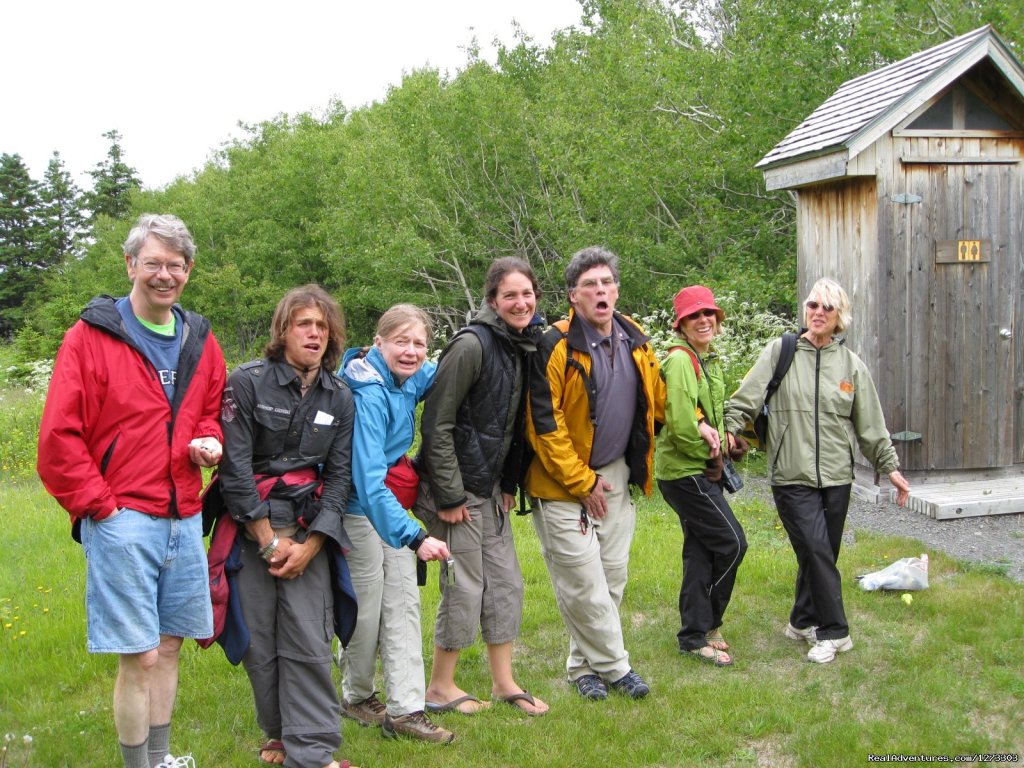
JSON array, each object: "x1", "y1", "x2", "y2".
[{"x1": 116, "y1": 297, "x2": 182, "y2": 404}]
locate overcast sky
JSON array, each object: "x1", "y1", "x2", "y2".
[{"x1": 4, "y1": 0, "x2": 583, "y2": 190}]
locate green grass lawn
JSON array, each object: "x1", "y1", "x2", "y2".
[{"x1": 2, "y1": 477, "x2": 1021, "y2": 768}]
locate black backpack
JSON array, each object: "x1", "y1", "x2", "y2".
[{"x1": 752, "y1": 332, "x2": 798, "y2": 449}]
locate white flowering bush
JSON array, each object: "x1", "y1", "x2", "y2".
[{"x1": 4, "y1": 359, "x2": 54, "y2": 394}]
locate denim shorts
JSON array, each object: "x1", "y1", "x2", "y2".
[{"x1": 81, "y1": 509, "x2": 213, "y2": 654}]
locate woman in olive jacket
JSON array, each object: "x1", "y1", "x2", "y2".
[
  {"x1": 725, "y1": 278, "x2": 910, "y2": 664},
  {"x1": 414, "y1": 257, "x2": 549, "y2": 716}
]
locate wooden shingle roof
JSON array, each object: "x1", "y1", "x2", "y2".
[{"x1": 757, "y1": 25, "x2": 1024, "y2": 172}]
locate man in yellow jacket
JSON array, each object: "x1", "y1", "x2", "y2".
[{"x1": 525, "y1": 246, "x2": 665, "y2": 701}]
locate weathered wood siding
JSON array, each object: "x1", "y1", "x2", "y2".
[
  {"x1": 795, "y1": 178, "x2": 879, "y2": 361},
  {"x1": 793, "y1": 135, "x2": 1022, "y2": 473},
  {"x1": 892, "y1": 135, "x2": 1021, "y2": 470}
]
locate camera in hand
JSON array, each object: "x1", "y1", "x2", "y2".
[{"x1": 722, "y1": 456, "x2": 743, "y2": 494}]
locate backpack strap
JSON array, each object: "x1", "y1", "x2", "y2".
[
  {"x1": 545, "y1": 318, "x2": 596, "y2": 423},
  {"x1": 764, "y1": 332, "x2": 798, "y2": 405},
  {"x1": 668, "y1": 345, "x2": 701, "y2": 381}
]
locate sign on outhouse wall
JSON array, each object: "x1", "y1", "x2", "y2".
[{"x1": 935, "y1": 239, "x2": 991, "y2": 263}]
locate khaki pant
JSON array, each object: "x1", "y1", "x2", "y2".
[
  {"x1": 531, "y1": 456, "x2": 635, "y2": 683},
  {"x1": 415, "y1": 481, "x2": 524, "y2": 649},
  {"x1": 339, "y1": 513, "x2": 425, "y2": 715}
]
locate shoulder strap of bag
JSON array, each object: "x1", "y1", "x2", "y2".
[
  {"x1": 668, "y1": 345, "x2": 701, "y2": 381},
  {"x1": 764, "y1": 332, "x2": 798, "y2": 405}
]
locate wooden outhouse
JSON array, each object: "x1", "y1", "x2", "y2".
[{"x1": 757, "y1": 26, "x2": 1024, "y2": 517}]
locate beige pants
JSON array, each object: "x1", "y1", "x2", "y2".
[
  {"x1": 338, "y1": 514, "x2": 425, "y2": 716},
  {"x1": 415, "y1": 481, "x2": 524, "y2": 649},
  {"x1": 530, "y1": 456, "x2": 636, "y2": 683}
]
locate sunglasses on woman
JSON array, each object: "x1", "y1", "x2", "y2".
[
  {"x1": 805, "y1": 300, "x2": 835, "y2": 313},
  {"x1": 685, "y1": 309, "x2": 718, "y2": 321}
]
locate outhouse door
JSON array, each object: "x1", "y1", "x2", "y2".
[{"x1": 901, "y1": 159, "x2": 1018, "y2": 470}]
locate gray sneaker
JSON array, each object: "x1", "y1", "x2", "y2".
[
  {"x1": 382, "y1": 710, "x2": 455, "y2": 744},
  {"x1": 610, "y1": 669, "x2": 650, "y2": 699},
  {"x1": 783, "y1": 623, "x2": 817, "y2": 645},
  {"x1": 341, "y1": 694, "x2": 387, "y2": 727},
  {"x1": 573, "y1": 674, "x2": 608, "y2": 700}
]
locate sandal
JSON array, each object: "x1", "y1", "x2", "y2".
[
  {"x1": 686, "y1": 645, "x2": 734, "y2": 667},
  {"x1": 424, "y1": 693, "x2": 491, "y2": 715},
  {"x1": 493, "y1": 690, "x2": 549, "y2": 716},
  {"x1": 258, "y1": 740, "x2": 285, "y2": 765},
  {"x1": 705, "y1": 628, "x2": 729, "y2": 651}
]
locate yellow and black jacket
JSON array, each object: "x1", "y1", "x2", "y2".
[{"x1": 525, "y1": 309, "x2": 666, "y2": 502}]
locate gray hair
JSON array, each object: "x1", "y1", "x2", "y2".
[
  {"x1": 564, "y1": 246, "x2": 620, "y2": 291},
  {"x1": 805, "y1": 277, "x2": 852, "y2": 334},
  {"x1": 123, "y1": 213, "x2": 196, "y2": 264}
]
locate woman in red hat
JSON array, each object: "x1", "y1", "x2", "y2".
[{"x1": 654, "y1": 285, "x2": 748, "y2": 667}]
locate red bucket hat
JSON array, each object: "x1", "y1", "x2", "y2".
[{"x1": 672, "y1": 285, "x2": 724, "y2": 330}]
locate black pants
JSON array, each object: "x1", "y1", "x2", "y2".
[
  {"x1": 771, "y1": 484, "x2": 852, "y2": 640},
  {"x1": 658, "y1": 475, "x2": 747, "y2": 651}
]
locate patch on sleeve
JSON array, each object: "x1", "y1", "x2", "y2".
[
  {"x1": 839, "y1": 380, "x2": 854, "y2": 394},
  {"x1": 221, "y1": 388, "x2": 236, "y2": 423}
]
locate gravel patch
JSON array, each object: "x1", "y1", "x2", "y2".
[{"x1": 743, "y1": 476, "x2": 1024, "y2": 583}]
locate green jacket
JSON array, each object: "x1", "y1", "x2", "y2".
[
  {"x1": 724, "y1": 335, "x2": 899, "y2": 487},
  {"x1": 655, "y1": 343, "x2": 724, "y2": 480}
]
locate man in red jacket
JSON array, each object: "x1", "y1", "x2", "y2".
[{"x1": 38, "y1": 213, "x2": 226, "y2": 768}]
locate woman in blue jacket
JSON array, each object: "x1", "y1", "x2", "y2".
[{"x1": 337, "y1": 304, "x2": 453, "y2": 743}]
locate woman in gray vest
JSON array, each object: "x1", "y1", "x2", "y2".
[{"x1": 414, "y1": 257, "x2": 549, "y2": 716}]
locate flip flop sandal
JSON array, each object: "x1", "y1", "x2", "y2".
[
  {"x1": 424, "y1": 693, "x2": 490, "y2": 714},
  {"x1": 686, "y1": 645, "x2": 734, "y2": 667},
  {"x1": 493, "y1": 691, "x2": 548, "y2": 716}
]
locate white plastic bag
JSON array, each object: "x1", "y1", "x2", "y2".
[{"x1": 857, "y1": 553, "x2": 929, "y2": 591}]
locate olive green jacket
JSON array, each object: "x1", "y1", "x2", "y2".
[{"x1": 724, "y1": 335, "x2": 899, "y2": 487}]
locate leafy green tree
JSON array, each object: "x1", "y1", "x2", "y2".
[
  {"x1": 22, "y1": 0, "x2": 1018, "y2": 361},
  {"x1": 85, "y1": 129, "x2": 141, "y2": 221},
  {"x1": 0, "y1": 153, "x2": 44, "y2": 336},
  {"x1": 38, "y1": 151, "x2": 87, "y2": 264}
]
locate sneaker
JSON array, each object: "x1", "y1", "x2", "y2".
[
  {"x1": 807, "y1": 636, "x2": 854, "y2": 664},
  {"x1": 156, "y1": 756, "x2": 196, "y2": 768},
  {"x1": 341, "y1": 693, "x2": 387, "y2": 727},
  {"x1": 783, "y1": 623, "x2": 817, "y2": 645},
  {"x1": 573, "y1": 674, "x2": 608, "y2": 701},
  {"x1": 610, "y1": 669, "x2": 650, "y2": 699},
  {"x1": 382, "y1": 710, "x2": 455, "y2": 744}
]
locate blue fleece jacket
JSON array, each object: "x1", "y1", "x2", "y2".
[{"x1": 340, "y1": 345, "x2": 436, "y2": 549}]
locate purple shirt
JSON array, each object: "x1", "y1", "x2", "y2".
[{"x1": 580, "y1": 316, "x2": 637, "y2": 468}]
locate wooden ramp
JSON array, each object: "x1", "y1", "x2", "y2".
[{"x1": 892, "y1": 478, "x2": 1024, "y2": 520}]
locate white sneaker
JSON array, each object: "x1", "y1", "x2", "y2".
[
  {"x1": 156, "y1": 755, "x2": 196, "y2": 768},
  {"x1": 783, "y1": 623, "x2": 817, "y2": 644},
  {"x1": 807, "y1": 636, "x2": 854, "y2": 663}
]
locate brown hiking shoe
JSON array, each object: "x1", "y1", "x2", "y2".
[
  {"x1": 341, "y1": 694, "x2": 387, "y2": 727},
  {"x1": 382, "y1": 710, "x2": 455, "y2": 744}
]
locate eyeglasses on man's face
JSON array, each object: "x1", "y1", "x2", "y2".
[
  {"x1": 576, "y1": 276, "x2": 617, "y2": 290},
  {"x1": 805, "y1": 300, "x2": 835, "y2": 313},
  {"x1": 139, "y1": 259, "x2": 189, "y2": 275}
]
